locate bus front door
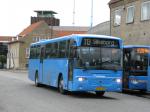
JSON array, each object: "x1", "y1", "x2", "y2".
[
  {"x1": 39, "y1": 46, "x2": 45, "y2": 83},
  {"x1": 68, "y1": 59, "x2": 73, "y2": 89}
]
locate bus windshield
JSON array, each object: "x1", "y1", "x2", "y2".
[
  {"x1": 124, "y1": 47, "x2": 149, "y2": 76},
  {"x1": 76, "y1": 47, "x2": 122, "y2": 70},
  {"x1": 130, "y1": 48, "x2": 148, "y2": 71}
]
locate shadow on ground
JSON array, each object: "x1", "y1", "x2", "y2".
[
  {"x1": 68, "y1": 92, "x2": 118, "y2": 100},
  {"x1": 30, "y1": 84, "x2": 118, "y2": 100},
  {"x1": 122, "y1": 90, "x2": 150, "y2": 99}
]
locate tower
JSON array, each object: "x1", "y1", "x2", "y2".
[{"x1": 31, "y1": 10, "x2": 60, "y2": 26}]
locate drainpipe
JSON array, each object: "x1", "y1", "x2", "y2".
[{"x1": 109, "y1": 4, "x2": 111, "y2": 36}]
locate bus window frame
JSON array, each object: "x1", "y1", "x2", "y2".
[{"x1": 40, "y1": 46, "x2": 45, "y2": 63}]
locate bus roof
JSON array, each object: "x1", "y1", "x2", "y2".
[
  {"x1": 124, "y1": 45, "x2": 150, "y2": 48},
  {"x1": 30, "y1": 34, "x2": 122, "y2": 46}
]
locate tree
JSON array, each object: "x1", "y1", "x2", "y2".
[{"x1": 0, "y1": 55, "x2": 6, "y2": 69}]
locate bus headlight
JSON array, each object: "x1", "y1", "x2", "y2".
[
  {"x1": 115, "y1": 78, "x2": 121, "y2": 83},
  {"x1": 77, "y1": 77, "x2": 87, "y2": 82},
  {"x1": 131, "y1": 79, "x2": 138, "y2": 84}
]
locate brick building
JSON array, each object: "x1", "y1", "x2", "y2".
[
  {"x1": 7, "y1": 21, "x2": 51, "y2": 69},
  {"x1": 31, "y1": 10, "x2": 59, "y2": 26},
  {"x1": 109, "y1": 0, "x2": 150, "y2": 45},
  {"x1": 51, "y1": 26, "x2": 89, "y2": 38},
  {"x1": 7, "y1": 10, "x2": 89, "y2": 69}
]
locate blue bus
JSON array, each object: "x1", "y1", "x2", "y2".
[
  {"x1": 123, "y1": 45, "x2": 150, "y2": 92},
  {"x1": 28, "y1": 34, "x2": 123, "y2": 96}
]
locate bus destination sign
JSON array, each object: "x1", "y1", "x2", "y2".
[{"x1": 82, "y1": 38, "x2": 119, "y2": 48}]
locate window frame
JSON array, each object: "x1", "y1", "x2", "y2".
[
  {"x1": 141, "y1": 1, "x2": 150, "y2": 21},
  {"x1": 114, "y1": 9, "x2": 122, "y2": 26},
  {"x1": 126, "y1": 5, "x2": 135, "y2": 24},
  {"x1": 59, "y1": 41, "x2": 67, "y2": 58},
  {"x1": 29, "y1": 45, "x2": 41, "y2": 59}
]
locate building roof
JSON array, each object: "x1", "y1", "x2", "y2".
[
  {"x1": 8, "y1": 40, "x2": 24, "y2": 44},
  {"x1": 51, "y1": 26, "x2": 89, "y2": 37},
  {"x1": 109, "y1": 0, "x2": 120, "y2": 4},
  {"x1": 0, "y1": 36, "x2": 13, "y2": 43},
  {"x1": 124, "y1": 45, "x2": 150, "y2": 48},
  {"x1": 34, "y1": 10, "x2": 57, "y2": 14},
  {"x1": 18, "y1": 21, "x2": 46, "y2": 37}
]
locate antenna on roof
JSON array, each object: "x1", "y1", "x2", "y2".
[
  {"x1": 90, "y1": 0, "x2": 93, "y2": 28},
  {"x1": 72, "y1": 0, "x2": 76, "y2": 26}
]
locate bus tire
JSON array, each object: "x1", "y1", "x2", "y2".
[
  {"x1": 35, "y1": 72, "x2": 40, "y2": 87},
  {"x1": 95, "y1": 91, "x2": 105, "y2": 97},
  {"x1": 58, "y1": 76, "x2": 66, "y2": 94}
]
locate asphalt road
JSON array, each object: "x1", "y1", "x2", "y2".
[{"x1": 0, "y1": 70, "x2": 150, "y2": 112}]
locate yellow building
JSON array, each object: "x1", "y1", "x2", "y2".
[
  {"x1": 7, "y1": 21, "x2": 51, "y2": 69},
  {"x1": 7, "y1": 19, "x2": 89, "y2": 69}
]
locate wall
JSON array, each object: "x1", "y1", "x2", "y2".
[
  {"x1": 88, "y1": 21, "x2": 110, "y2": 36},
  {"x1": 18, "y1": 22, "x2": 51, "y2": 69},
  {"x1": 7, "y1": 42, "x2": 20, "y2": 69},
  {"x1": 110, "y1": 0, "x2": 150, "y2": 45}
]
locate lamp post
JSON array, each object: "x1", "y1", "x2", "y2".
[
  {"x1": 90, "y1": 0, "x2": 93, "y2": 28},
  {"x1": 72, "y1": 0, "x2": 76, "y2": 26}
]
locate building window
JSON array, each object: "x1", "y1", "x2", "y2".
[
  {"x1": 114, "y1": 9, "x2": 122, "y2": 26},
  {"x1": 37, "y1": 37, "x2": 39, "y2": 41},
  {"x1": 141, "y1": 1, "x2": 150, "y2": 21},
  {"x1": 126, "y1": 6, "x2": 135, "y2": 23},
  {"x1": 33, "y1": 37, "x2": 41, "y2": 42},
  {"x1": 33, "y1": 38, "x2": 35, "y2": 42}
]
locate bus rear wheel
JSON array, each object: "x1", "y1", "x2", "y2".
[
  {"x1": 35, "y1": 73, "x2": 40, "y2": 87},
  {"x1": 95, "y1": 91, "x2": 105, "y2": 97},
  {"x1": 58, "y1": 76, "x2": 66, "y2": 94}
]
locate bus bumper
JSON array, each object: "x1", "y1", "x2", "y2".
[
  {"x1": 68, "y1": 77, "x2": 122, "y2": 92},
  {"x1": 129, "y1": 76, "x2": 147, "y2": 90}
]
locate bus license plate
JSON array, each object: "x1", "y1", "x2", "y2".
[{"x1": 96, "y1": 87, "x2": 105, "y2": 91}]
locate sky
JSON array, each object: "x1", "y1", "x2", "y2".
[{"x1": 0, "y1": 0, "x2": 110, "y2": 36}]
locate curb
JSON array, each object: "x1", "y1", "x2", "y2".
[{"x1": 0, "y1": 69, "x2": 28, "y2": 73}]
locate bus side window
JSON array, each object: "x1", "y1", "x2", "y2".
[
  {"x1": 50, "y1": 43, "x2": 58, "y2": 58},
  {"x1": 69, "y1": 40, "x2": 77, "y2": 58},
  {"x1": 30, "y1": 46, "x2": 35, "y2": 59},
  {"x1": 40, "y1": 46, "x2": 45, "y2": 60},
  {"x1": 59, "y1": 41, "x2": 67, "y2": 58},
  {"x1": 36, "y1": 45, "x2": 41, "y2": 59},
  {"x1": 66, "y1": 40, "x2": 70, "y2": 58},
  {"x1": 45, "y1": 44, "x2": 51, "y2": 59}
]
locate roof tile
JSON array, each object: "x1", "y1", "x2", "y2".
[
  {"x1": 18, "y1": 21, "x2": 45, "y2": 37},
  {"x1": 0, "y1": 36, "x2": 13, "y2": 42}
]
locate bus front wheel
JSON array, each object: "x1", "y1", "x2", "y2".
[
  {"x1": 58, "y1": 76, "x2": 66, "y2": 94},
  {"x1": 95, "y1": 91, "x2": 105, "y2": 97}
]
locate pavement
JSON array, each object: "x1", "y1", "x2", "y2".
[{"x1": 0, "y1": 70, "x2": 150, "y2": 112}]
